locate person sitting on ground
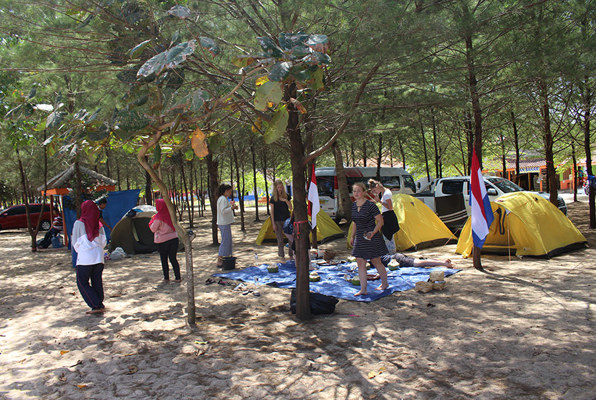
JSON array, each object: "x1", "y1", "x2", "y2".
[
  {"x1": 38, "y1": 216, "x2": 63, "y2": 249},
  {"x1": 378, "y1": 252, "x2": 453, "y2": 269}
]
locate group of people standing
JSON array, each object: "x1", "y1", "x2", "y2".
[
  {"x1": 74, "y1": 178, "x2": 452, "y2": 314},
  {"x1": 74, "y1": 197, "x2": 183, "y2": 315}
]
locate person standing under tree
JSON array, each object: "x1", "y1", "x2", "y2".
[
  {"x1": 149, "y1": 199, "x2": 182, "y2": 282},
  {"x1": 270, "y1": 179, "x2": 294, "y2": 261},
  {"x1": 368, "y1": 179, "x2": 399, "y2": 254},
  {"x1": 73, "y1": 200, "x2": 107, "y2": 315},
  {"x1": 96, "y1": 197, "x2": 112, "y2": 233},
  {"x1": 349, "y1": 182, "x2": 389, "y2": 296},
  {"x1": 216, "y1": 183, "x2": 238, "y2": 267}
]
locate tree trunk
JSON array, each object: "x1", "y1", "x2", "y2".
[
  {"x1": 538, "y1": 79, "x2": 558, "y2": 207},
  {"x1": 464, "y1": 110, "x2": 473, "y2": 173},
  {"x1": 511, "y1": 111, "x2": 520, "y2": 183},
  {"x1": 465, "y1": 34, "x2": 484, "y2": 168},
  {"x1": 375, "y1": 135, "x2": 382, "y2": 180},
  {"x1": 261, "y1": 149, "x2": 270, "y2": 216},
  {"x1": 572, "y1": 142, "x2": 578, "y2": 202},
  {"x1": 431, "y1": 107, "x2": 440, "y2": 178},
  {"x1": 16, "y1": 145, "x2": 41, "y2": 251},
  {"x1": 398, "y1": 136, "x2": 406, "y2": 170},
  {"x1": 581, "y1": 74, "x2": 595, "y2": 228},
  {"x1": 501, "y1": 134, "x2": 507, "y2": 177},
  {"x1": 465, "y1": 31, "x2": 486, "y2": 271},
  {"x1": 285, "y1": 82, "x2": 311, "y2": 321},
  {"x1": 333, "y1": 142, "x2": 351, "y2": 222},
  {"x1": 362, "y1": 139, "x2": 367, "y2": 166},
  {"x1": 251, "y1": 142, "x2": 260, "y2": 222},
  {"x1": 144, "y1": 156, "x2": 153, "y2": 205},
  {"x1": 418, "y1": 110, "x2": 431, "y2": 181},
  {"x1": 179, "y1": 156, "x2": 194, "y2": 228},
  {"x1": 74, "y1": 157, "x2": 83, "y2": 218},
  {"x1": 138, "y1": 138, "x2": 196, "y2": 326},
  {"x1": 206, "y1": 153, "x2": 220, "y2": 245},
  {"x1": 232, "y1": 140, "x2": 246, "y2": 231}
]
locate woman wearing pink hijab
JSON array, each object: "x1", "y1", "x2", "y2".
[
  {"x1": 72, "y1": 200, "x2": 107, "y2": 314},
  {"x1": 149, "y1": 199, "x2": 181, "y2": 282}
]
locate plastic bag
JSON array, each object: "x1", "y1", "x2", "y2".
[{"x1": 110, "y1": 247, "x2": 127, "y2": 260}]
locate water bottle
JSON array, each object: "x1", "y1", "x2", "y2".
[{"x1": 254, "y1": 252, "x2": 259, "y2": 266}]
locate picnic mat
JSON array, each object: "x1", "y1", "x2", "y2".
[{"x1": 213, "y1": 261, "x2": 461, "y2": 302}]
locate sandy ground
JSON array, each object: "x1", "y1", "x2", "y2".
[{"x1": 0, "y1": 199, "x2": 594, "y2": 400}]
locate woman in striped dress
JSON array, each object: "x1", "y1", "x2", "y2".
[{"x1": 349, "y1": 182, "x2": 389, "y2": 296}]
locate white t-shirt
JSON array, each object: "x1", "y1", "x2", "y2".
[{"x1": 381, "y1": 189, "x2": 393, "y2": 213}]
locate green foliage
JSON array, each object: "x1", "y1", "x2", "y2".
[
  {"x1": 263, "y1": 105, "x2": 289, "y2": 144},
  {"x1": 254, "y1": 80, "x2": 283, "y2": 111}
]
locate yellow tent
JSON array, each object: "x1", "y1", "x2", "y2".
[
  {"x1": 456, "y1": 192, "x2": 587, "y2": 258},
  {"x1": 347, "y1": 194, "x2": 456, "y2": 251},
  {"x1": 255, "y1": 210, "x2": 344, "y2": 245}
]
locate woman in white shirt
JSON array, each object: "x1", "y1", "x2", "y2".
[
  {"x1": 216, "y1": 183, "x2": 238, "y2": 266},
  {"x1": 72, "y1": 200, "x2": 107, "y2": 315},
  {"x1": 368, "y1": 179, "x2": 399, "y2": 254}
]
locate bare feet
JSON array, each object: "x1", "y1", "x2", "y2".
[
  {"x1": 445, "y1": 259, "x2": 452, "y2": 267},
  {"x1": 376, "y1": 284, "x2": 388, "y2": 291},
  {"x1": 86, "y1": 308, "x2": 105, "y2": 315},
  {"x1": 354, "y1": 290, "x2": 367, "y2": 296}
]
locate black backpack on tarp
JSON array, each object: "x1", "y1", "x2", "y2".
[{"x1": 290, "y1": 289, "x2": 338, "y2": 315}]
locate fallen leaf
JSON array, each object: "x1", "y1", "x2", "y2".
[
  {"x1": 60, "y1": 350, "x2": 70, "y2": 355},
  {"x1": 194, "y1": 341, "x2": 208, "y2": 345},
  {"x1": 77, "y1": 384, "x2": 87, "y2": 389},
  {"x1": 126, "y1": 365, "x2": 138, "y2": 375},
  {"x1": 368, "y1": 368, "x2": 385, "y2": 379}
]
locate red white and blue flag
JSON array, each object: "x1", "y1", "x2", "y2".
[
  {"x1": 470, "y1": 149, "x2": 494, "y2": 248},
  {"x1": 308, "y1": 163, "x2": 320, "y2": 229}
]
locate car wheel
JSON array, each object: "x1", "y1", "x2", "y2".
[{"x1": 40, "y1": 220, "x2": 51, "y2": 231}]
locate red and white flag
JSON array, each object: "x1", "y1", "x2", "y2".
[
  {"x1": 307, "y1": 163, "x2": 320, "y2": 229},
  {"x1": 470, "y1": 148, "x2": 494, "y2": 248}
]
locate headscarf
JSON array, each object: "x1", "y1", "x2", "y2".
[
  {"x1": 150, "y1": 199, "x2": 175, "y2": 230},
  {"x1": 79, "y1": 200, "x2": 101, "y2": 241}
]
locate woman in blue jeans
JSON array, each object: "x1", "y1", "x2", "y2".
[
  {"x1": 72, "y1": 200, "x2": 107, "y2": 315},
  {"x1": 216, "y1": 183, "x2": 238, "y2": 266}
]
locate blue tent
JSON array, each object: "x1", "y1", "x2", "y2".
[{"x1": 65, "y1": 190, "x2": 140, "y2": 267}]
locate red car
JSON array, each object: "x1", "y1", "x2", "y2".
[{"x1": 0, "y1": 204, "x2": 60, "y2": 231}]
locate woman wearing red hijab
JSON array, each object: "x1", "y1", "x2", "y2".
[
  {"x1": 149, "y1": 199, "x2": 181, "y2": 282},
  {"x1": 72, "y1": 200, "x2": 107, "y2": 314}
]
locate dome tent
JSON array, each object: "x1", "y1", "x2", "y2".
[
  {"x1": 109, "y1": 205, "x2": 158, "y2": 255},
  {"x1": 255, "y1": 209, "x2": 344, "y2": 245},
  {"x1": 456, "y1": 192, "x2": 587, "y2": 258}
]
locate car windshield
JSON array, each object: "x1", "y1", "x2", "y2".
[{"x1": 487, "y1": 177, "x2": 524, "y2": 193}]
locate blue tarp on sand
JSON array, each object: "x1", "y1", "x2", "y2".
[{"x1": 214, "y1": 261, "x2": 460, "y2": 302}]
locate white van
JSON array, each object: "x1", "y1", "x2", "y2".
[{"x1": 315, "y1": 166, "x2": 416, "y2": 221}]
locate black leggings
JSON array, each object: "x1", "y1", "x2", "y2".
[{"x1": 157, "y1": 238, "x2": 181, "y2": 280}]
